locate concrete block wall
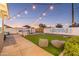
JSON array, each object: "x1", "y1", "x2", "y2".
[{"x1": 44, "y1": 27, "x2": 79, "y2": 36}]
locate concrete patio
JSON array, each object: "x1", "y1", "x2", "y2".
[{"x1": 0, "y1": 34, "x2": 52, "y2": 56}]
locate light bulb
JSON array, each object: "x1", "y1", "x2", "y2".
[
  {"x1": 25, "y1": 10, "x2": 28, "y2": 14},
  {"x1": 17, "y1": 14, "x2": 20, "y2": 17},
  {"x1": 39, "y1": 17, "x2": 42, "y2": 19},
  {"x1": 32, "y1": 5, "x2": 36, "y2": 10},
  {"x1": 50, "y1": 6, "x2": 54, "y2": 10},
  {"x1": 42, "y1": 13, "x2": 46, "y2": 16}
]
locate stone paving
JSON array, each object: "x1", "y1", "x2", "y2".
[{"x1": 0, "y1": 34, "x2": 52, "y2": 56}]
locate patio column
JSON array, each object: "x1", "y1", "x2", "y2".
[
  {"x1": 0, "y1": 3, "x2": 9, "y2": 33},
  {"x1": 1, "y1": 11, "x2": 4, "y2": 33},
  {"x1": 0, "y1": 3, "x2": 9, "y2": 52}
]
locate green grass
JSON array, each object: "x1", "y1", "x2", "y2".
[{"x1": 25, "y1": 33, "x2": 70, "y2": 56}]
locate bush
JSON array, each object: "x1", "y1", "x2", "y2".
[{"x1": 64, "y1": 36, "x2": 79, "y2": 56}]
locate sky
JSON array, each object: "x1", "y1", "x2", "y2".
[{"x1": 0, "y1": 3, "x2": 79, "y2": 28}]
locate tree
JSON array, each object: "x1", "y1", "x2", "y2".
[
  {"x1": 39, "y1": 24, "x2": 47, "y2": 28},
  {"x1": 36, "y1": 24, "x2": 46, "y2": 33},
  {"x1": 56, "y1": 24, "x2": 63, "y2": 28},
  {"x1": 23, "y1": 25, "x2": 31, "y2": 28},
  {"x1": 69, "y1": 22, "x2": 79, "y2": 27}
]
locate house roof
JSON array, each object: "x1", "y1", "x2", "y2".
[{"x1": 4, "y1": 24, "x2": 12, "y2": 28}]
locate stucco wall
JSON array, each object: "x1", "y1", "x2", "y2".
[
  {"x1": 5, "y1": 28, "x2": 18, "y2": 34},
  {"x1": 5, "y1": 28, "x2": 36, "y2": 35}
]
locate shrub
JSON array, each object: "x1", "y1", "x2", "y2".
[{"x1": 64, "y1": 36, "x2": 79, "y2": 56}]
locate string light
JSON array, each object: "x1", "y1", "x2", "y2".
[
  {"x1": 39, "y1": 17, "x2": 42, "y2": 20},
  {"x1": 42, "y1": 13, "x2": 46, "y2": 16},
  {"x1": 24, "y1": 10, "x2": 28, "y2": 15},
  {"x1": 9, "y1": 4, "x2": 54, "y2": 26},
  {"x1": 31, "y1": 4, "x2": 54, "y2": 25},
  {"x1": 32, "y1": 5, "x2": 36, "y2": 10},
  {"x1": 50, "y1": 6, "x2": 54, "y2": 10},
  {"x1": 17, "y1": 14, "x2": 20, "y2": 17}
]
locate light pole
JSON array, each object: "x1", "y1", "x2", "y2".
[
  {"x1": 72, "y1": 3, "x2": 75, "y2": 27},
  {"x1": 72, "y1": 3, "x2": 75, "y2": 32}
]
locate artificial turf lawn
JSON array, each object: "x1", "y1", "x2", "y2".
[{"x1": 25, "y1": 34, "x2": 69, "y2": 56}]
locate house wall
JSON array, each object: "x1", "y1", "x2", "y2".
[
  {"x1": 5, "y1": 28, "x2": 18, "y2": 34},
  {"x1": 5, "y1": 28, "x2": 36, "y2": 35},
  {"x1": 18, "y1": 28, "x2": 36, "y2": 36},
  {"x1": 44, "y1": 27, "x2": 79, "y2": 36},
  {"x1": 31, "y1": 28, "x2": 36, "y2": 33}
]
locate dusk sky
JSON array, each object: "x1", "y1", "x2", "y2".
[{"x1": 0, "y1": 3, "x2": 79, "y2": 27}]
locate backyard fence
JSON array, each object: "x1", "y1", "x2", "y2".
[{"x1": 44, "y1": 27, "x2": 79, "y2": 36}]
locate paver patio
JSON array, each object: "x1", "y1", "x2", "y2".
[{"x1": 0, "y1": 34, "x2": 52, "y2": 56}]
